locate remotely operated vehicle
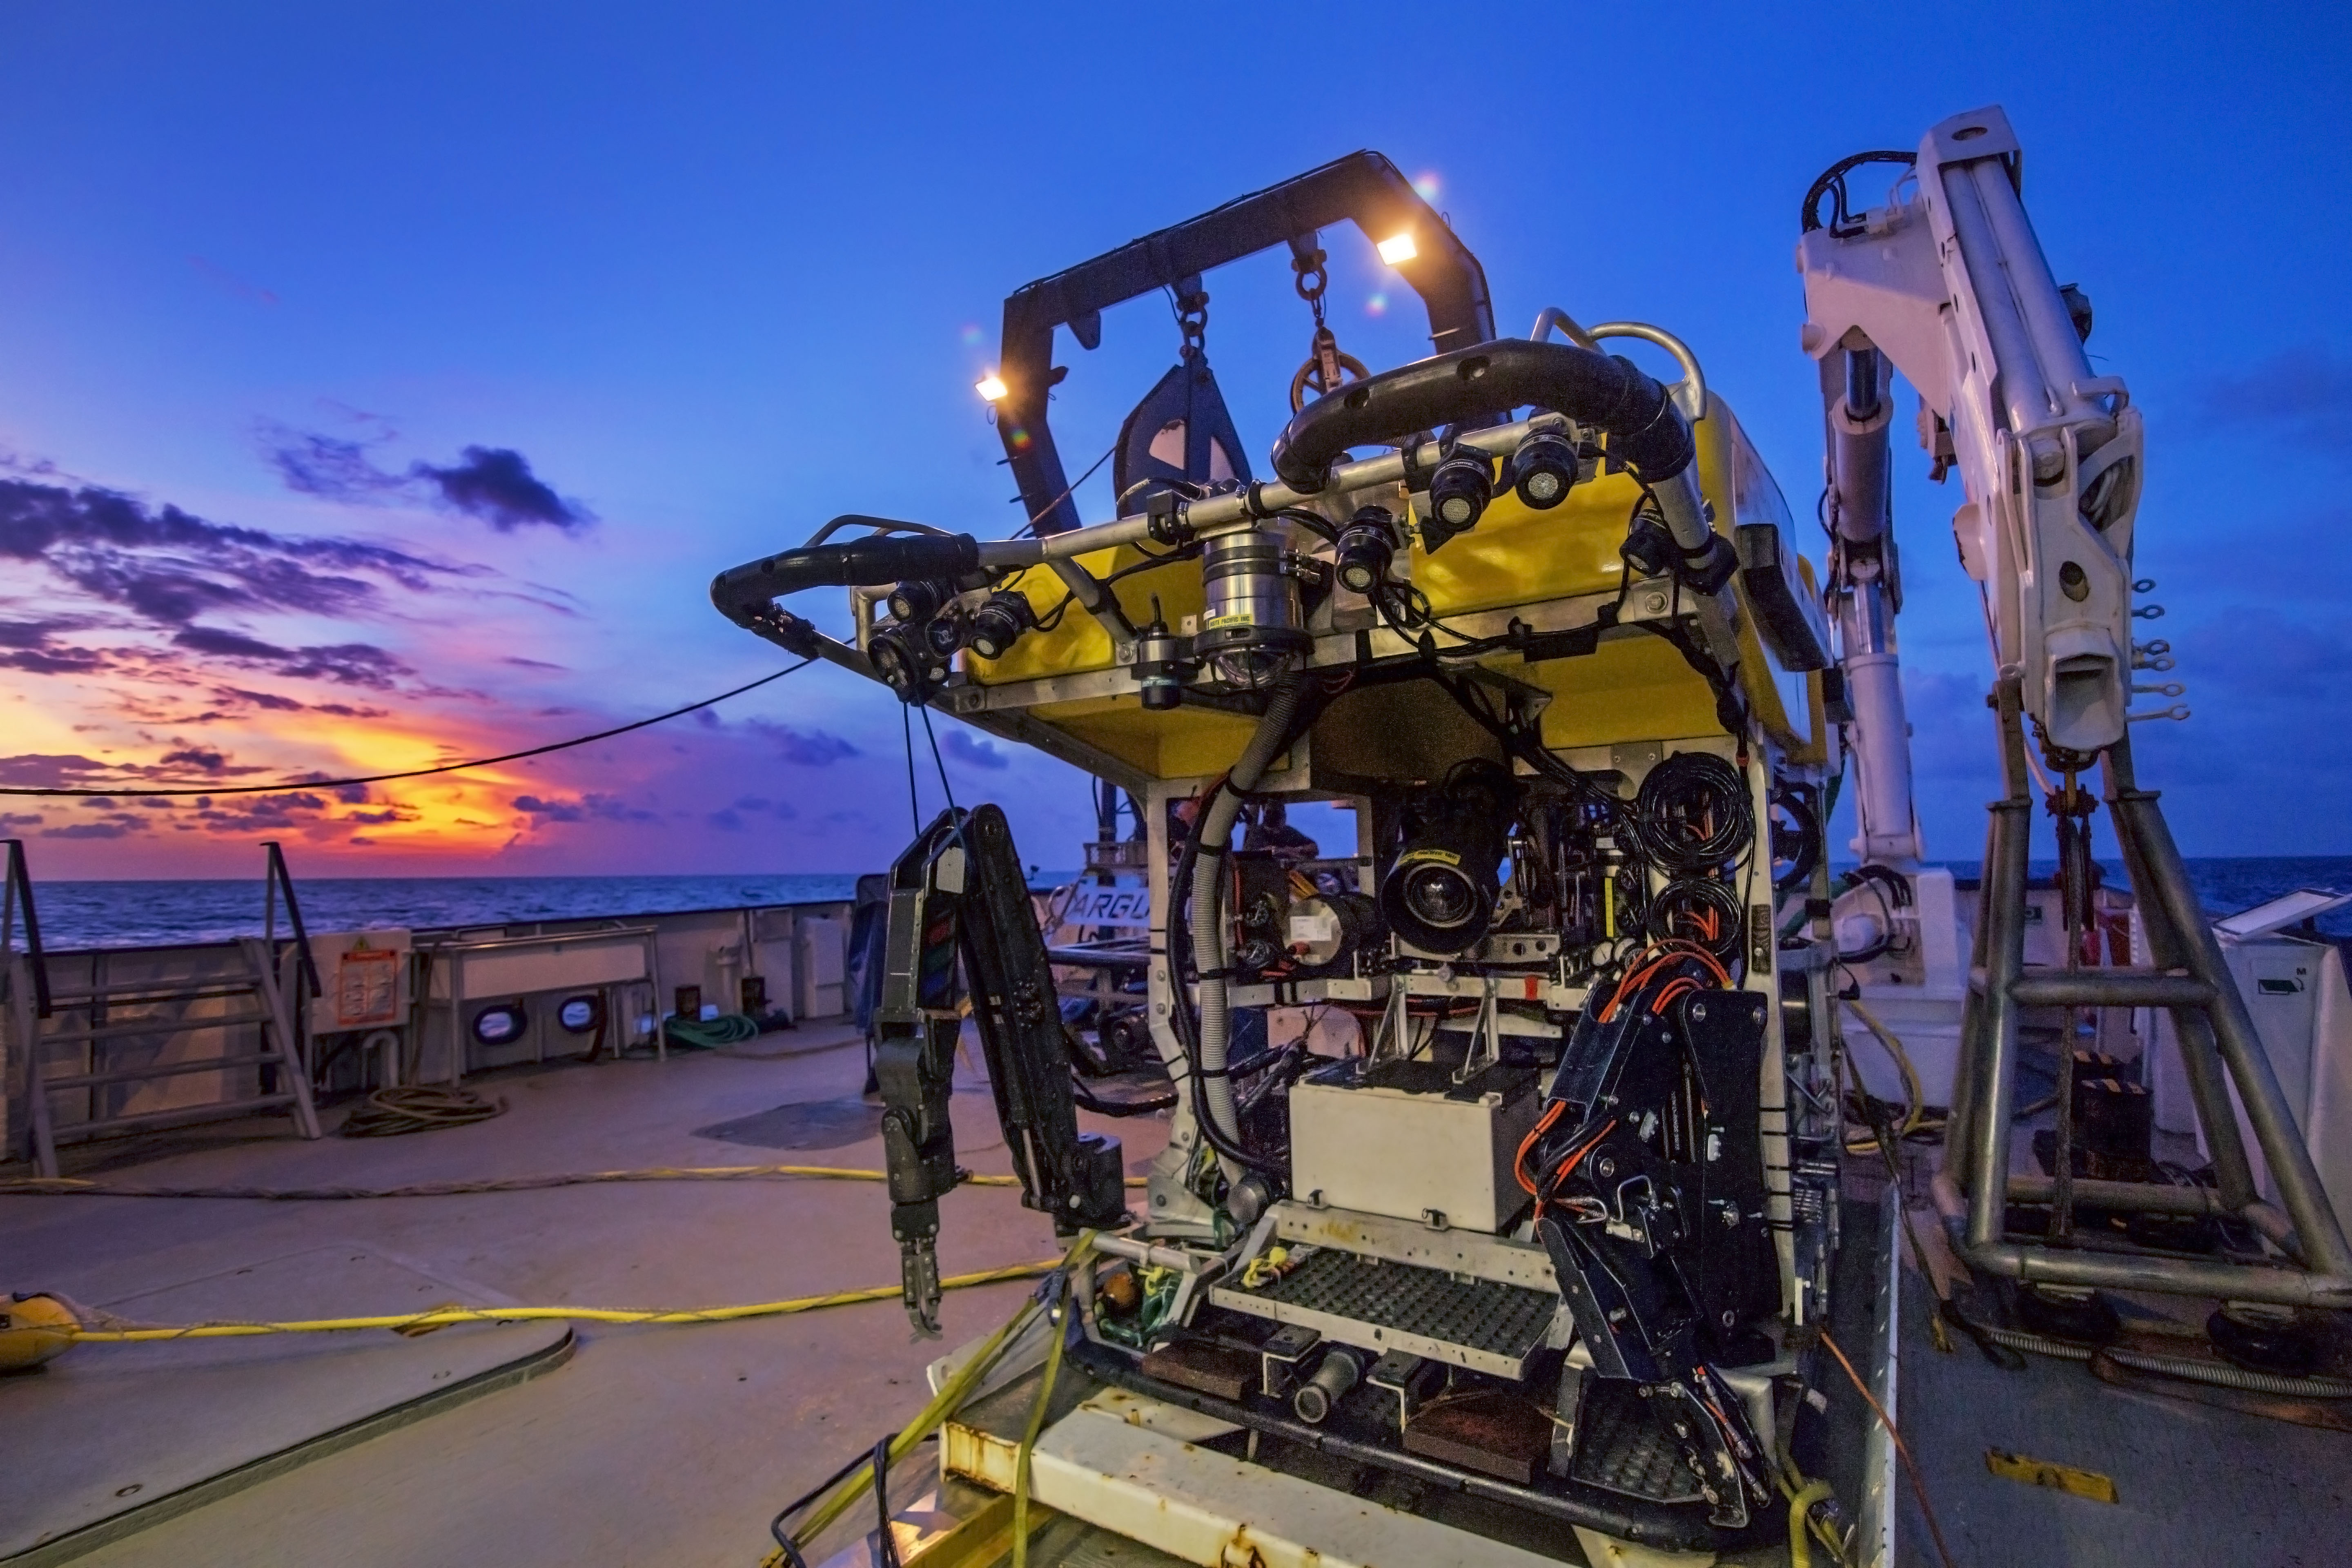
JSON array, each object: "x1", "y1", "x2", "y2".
[{"x1": 713, "y1": 109, "x2": 2352, "y2": 1565}]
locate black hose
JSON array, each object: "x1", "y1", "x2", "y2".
[
  {"x1": 1269, "y1": 339, "x2": 1690, "y2": 493},
  {"x1": 1800, "y1": 151, "x2": 1916, "y2": 235},
  {"x1": 711, "y1": 524, "x2": 978, "y2": 624},
  {"x1": 870, "y1": 1436, "x2": 901, "y2": 1568},
  {"x1": 1167, "y1": 780, "x2": 1283, "y2": 1177},
  {"x1": 1163, "y1": 681, "x2": 1329, "y2": 1177}
]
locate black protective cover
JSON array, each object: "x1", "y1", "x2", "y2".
[{"x1": 1268, "y1": 339, "x2": 1692, "y2": 493}]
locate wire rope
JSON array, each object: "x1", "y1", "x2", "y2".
[{"x1": 1, "y1": 659, "x2": 817, "y2": 798}]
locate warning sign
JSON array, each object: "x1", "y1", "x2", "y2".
[{"x1": 334, "y1": 946, "x2": 402, "y2": 1027}]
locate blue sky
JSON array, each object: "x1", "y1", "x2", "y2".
[{"x1": 2, "y1": 1, "x2": 2347, "y2": 876}]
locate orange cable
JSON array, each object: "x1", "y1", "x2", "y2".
[
  {"x1": 1545, "y1": 1118, "x2": 1619, "y2": 1202},
  {"x1": 1819, "y1": 1329, "x2": 1960, "y2": 1568},
  {"x1": 1515, "y1": 1100, "x2": 1566, "y2": 1198}
]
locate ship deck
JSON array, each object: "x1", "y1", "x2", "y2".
[
  {"x1": 4, "y1": 1036, "x2": 2347, "y2": 1567},
  {"x1": 3, "y1": 1022, "x2": 1169, "y2": 1567}
]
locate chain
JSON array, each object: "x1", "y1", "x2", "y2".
[
  {"x1": 1287, "y1": 242, "x2": 1363, "y2": 412},
  {"x1": 1175, "y1": 284, "x2": 1209, "y2": 361},
  {"x1": 1292, "y1": 244, "x2": 1329, "y2": 327}
]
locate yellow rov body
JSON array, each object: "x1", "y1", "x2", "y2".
[{"x1": 950, "y1": 396, "x2": 1826, "y2": 787}]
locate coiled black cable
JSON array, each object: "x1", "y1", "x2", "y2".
[
  {"x1": 1644, "y1": 878, "x2": 1746, "y2": 966},
  {"x1": 1632, "y1": 751, "x2": 1752, "y2": 873},
  {"x1": 1768, "y1": 783, "x2": 1823, "y2": 893}
]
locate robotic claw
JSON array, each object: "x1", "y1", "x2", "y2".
[
  {"x1": 1530, "y1": 946, "x2": 1780, "y2": 1527},
  {"x1": 871, "y1": 803, "x2": 1129, "y2": 1335}
]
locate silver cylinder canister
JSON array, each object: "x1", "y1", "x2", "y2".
[{"x1": 1194, "y1": 528, "x2": 1308, "y2": 688}]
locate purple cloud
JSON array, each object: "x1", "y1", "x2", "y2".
[
  {"x1": 267, "y1": 430, "x2": 408, "y2": 500},
  {"x1": 169, "y1": 626, "x2": 414, "y2": 688},
  {"x1": 262, "y1": 426, "x2": 594, "y2": 533},
  {"x1": 0, "y1": 477, "x2": 483, "y2": 665},
  {"x1": 747, "y1": 719, "x2": 860, "y2": 766},
  {"x1": 708, "y1": 795, "x2": 800, "y2": 831},
  {"x1": 512, "y1": 792, "x2": 655, "y2": 825},
  {"x1": 414, "y1": 447, "x2": 593, "y2": 533},
  {"x1": 940, "y1": 729, "x2": 1009, "y2": 770}
]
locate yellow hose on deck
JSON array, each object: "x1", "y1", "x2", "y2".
[
  {"x1": 56, "y1": 1258, "x2": 1059, "y2": 1343},
  {"x1": 1786, "y1": 1477, "x2": 1835, "y2": 1567},
  {"x1": 0, "y1": 1167, "x2": 1146, "y2": 1200},
  {"x1": 1841, "y1": 996, "x2": 1931, "y2": 1149}
]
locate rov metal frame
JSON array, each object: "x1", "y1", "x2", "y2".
[
  {"x1": 993, "y1": 149, "x2": 1495, "y2": 537},
  {"x1": 1940, "y1": 673, "x2": 2352, "y2": 1307}
]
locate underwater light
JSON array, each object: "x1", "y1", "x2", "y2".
[
  {"x1": 887, "y1": 577, "x2": 954, "y2": 625},
  {"x1": 965, "y1": 589, "x2": 1036, "y2": 660},
  {"x1": 1333, "y1": 506, "x2": 1399, "y2": 595},
  {"x1": 1427, "y1": 449, "x2": 1493, "y2": 532},
  {"x1": 1511, "y1": 428, "x2": 1579, "y2": 510}
]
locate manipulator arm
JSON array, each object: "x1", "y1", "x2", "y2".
[
  {"x1": 874, "y1": 806, "x2": 1129, "y2": 1336},
  {"x1": 872, "y1": 815, "x2": 968, "y2": 1336}
]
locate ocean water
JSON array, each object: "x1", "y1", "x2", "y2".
[
  {"x1": 1925, "y1": 858, "x2": 2352, "y2": 939},
  {"x1": 11, "y1": 858, "x2": 2348, "y2": 954},
  {"x1": 18, "y1": 872, "x2": 1075, "y2": 952}
]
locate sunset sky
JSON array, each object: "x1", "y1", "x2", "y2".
[{"x1": 4, "y1": 2, "x2": 2349, "y2": 879}]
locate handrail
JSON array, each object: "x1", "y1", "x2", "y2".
[
  {"x1": 262, "y1": 840, "x2": 323, "y2": 998},
  {"x1": 1532, "y1": 309, "x2": 1708, "y2": 421},
  {"x1": 3, "y1": 839, "x2": 53, "y2": 1017}
]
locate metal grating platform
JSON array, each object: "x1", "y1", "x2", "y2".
[
  {"x1": 1569, "y1": 1377, "x2": 1702, "y2": 1504},
  {"x1": 1210, "y1": 1246, "x2": 1559, "y2": 1377}
]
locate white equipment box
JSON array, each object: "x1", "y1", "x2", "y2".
[{"x1": 1286, "y1": 1062, "x2": 1541, "y2": 1234}]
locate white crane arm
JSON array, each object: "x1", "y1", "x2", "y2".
[{"x1": 1799, "y1": 105, "x2": 2145, "y2": 762}]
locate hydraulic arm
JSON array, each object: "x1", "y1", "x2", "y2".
[
  {"x1": 1801, "y1": 109, "x2": 2352, "y2": 1309},
  {"x1": 1800, "y1": 105, "x2": 2143, "y2": 764},
  {"x1": 874, "y1": 805, "x2": 1129, "y2": 1335}
]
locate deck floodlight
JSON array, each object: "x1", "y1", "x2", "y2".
[
  {"x1": 1376, "y1": 232, "x2": 1417, "y2": 265},
  {"x1": 975, "y1": 373, "x2": 1009, "y2": 402}
]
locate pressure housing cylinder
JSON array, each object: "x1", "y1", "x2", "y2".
[{"x1": 1194, "y1": 528, "x2": 1308, "y2": 687}]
